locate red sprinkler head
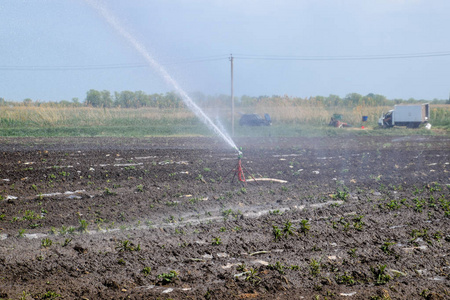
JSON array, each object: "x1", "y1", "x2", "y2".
[
  {"x1": 236, "y1": 157, "x2": 245, "y2": 182},
  {"x1": 222, "y1": 147, "x2": 257, "y2": 185}
]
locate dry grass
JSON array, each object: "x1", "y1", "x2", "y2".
[
  {"x1": 1, "y1": 104, "x2": 448, "y2": 130},
  {"x1": 251, "y1": 104, "x2": 393, "y2": 125},
  {"x1": 1, "y1": 106, "x2": 195, "y2": 127}
]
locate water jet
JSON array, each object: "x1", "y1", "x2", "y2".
[{"x1": 84, "y1": 0, "x2": 239, "y2": 153}]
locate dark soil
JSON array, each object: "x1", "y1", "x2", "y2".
[{"x1": 0, "y1": 136, "x2": 449, "y2": 299}]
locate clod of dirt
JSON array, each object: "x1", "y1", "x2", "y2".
[
  {"x1": 103, "y1": 279, "x2": 120, "y2": 290},
  {"x1": 73, "y1": 244, "x2": 88, "y2": 254}
]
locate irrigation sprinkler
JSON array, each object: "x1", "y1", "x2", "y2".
[{"x1": 222, "y1": 149, "x2": 257, "y2": 185}]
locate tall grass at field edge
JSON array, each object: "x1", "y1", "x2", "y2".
[{"x1": 0, "y1": 105, "x2": 448, "y2": 137}]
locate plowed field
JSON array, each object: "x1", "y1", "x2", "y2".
[{"x1": 0, "y1": 136, "x2": 449, "y2": 299}]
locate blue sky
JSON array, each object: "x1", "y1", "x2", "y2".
[{"x1": 1, "y1": 0, "x2": 449, "y2": 102}]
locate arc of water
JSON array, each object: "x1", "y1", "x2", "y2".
[{"x1": 84, "y1": 0, "x2": 238, "y2": 152}]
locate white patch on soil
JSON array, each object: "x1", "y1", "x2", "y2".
[
  {"x1": 221, "y1": 263, "x2": 238, "y2": 269},
  {"x1": 24, "y1": 233, "x2": 47, "y2": 239},
  {"x1": 114, "y1": 163, "x2": 143, "y2": 167},
  {"x1": 39, "y1": 190, "x2": 86, "y2": 197},
  {"x1": 252, "y1": 260, "x2": 269, "y2": 266},
  {"x1": 246, "y1": 178, "x2": 287, "y2": 183}
]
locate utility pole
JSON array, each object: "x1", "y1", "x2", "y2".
[{"x1": 230, "y1": 54, "x2": 234, "y2": 137}]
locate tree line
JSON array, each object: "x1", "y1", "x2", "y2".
[{"x1": 1, "y1": 90, "x2": 448, "y2": 108}]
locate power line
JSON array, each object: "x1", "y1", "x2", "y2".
[
  {"x1": 233, "y1": 51, "x2": 450, "y2": 61},
  {"x1": 0, "y1": 51, "x2": 449, "y2": 71},
  {"x1": 0, "y1": 55, "x2": 229, "y2": 71}
]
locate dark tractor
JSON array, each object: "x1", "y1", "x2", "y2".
[{"x1": 239, "y1": 113, "x2": 271, "y2": 126}]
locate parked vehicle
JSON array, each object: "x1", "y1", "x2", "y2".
[
  {"x1": 239, "y1": 113, "x2": 271, "y2": 126},
  {"x1": 378, "y1": 103, "x2": 430, "y2": 128}
]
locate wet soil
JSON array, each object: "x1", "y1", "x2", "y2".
[{"x1": 0, "y1": 135, "x2": 449, "y2": 299}]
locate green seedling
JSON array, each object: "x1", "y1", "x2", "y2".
[
  {"x1": 371, "y1": 264, "x2": 391, "y2": 285},
  {"x1": 433, "y1": 231, "x2": 443, "y2": 241},
  {"x1": 18, "y1": 229, "x2": 26, "y2": 238},
  {"x1": 158, "y1": 270, "x2": 178, "y2": 284},
  {"x1": 411, "y1": 228, "x2": 431, "y2": 243},
  {"x1": 211, "y1": 236, "x2": 222, "y2": 245},
  {"x1": 272, "y1": 225, "x2": 282, "y2": 241},
  {"x1": 40, "y1": 290, "x2": 61, "y2": 299},
  {"x1": 348, "y1": 248, "x2": 357, "y2": 258},
  {"x1": 380, "y1": 241, "x2": 395, "y2": 255},
  {"x1": 19, "y1": 291, "x2": 31, "y2": 300},
  {"x1": 283, "y1": 220, "x2": 294, "y2": 236},
  {"x1": 78, "y1": 219, "x2": 89, "y2": 232},
  {"x1": 142, "y1": 266, "x2": 151, "y2": 276},
  {"x1": 332, "y1": 188, "x2": 349, "y2": 201},
  {"x1": 62, "y1": 238, "x2": 72, "y2": 247},
  {"x1": 104, "y1": 187, "x2": 116, "y2": 195},
  {"x1": 352, "y1": 215, "x2": 365, "y2": 231},
  {"x1": 336, "y1": 272, "x2": 356, "y2": 285},
  {"x1": 222, "y1": 209, "x2": 233, "y2": 218},
  {"x1": 236, "y1": 263, "x2": 247, "y2": 272},
  {"x1": 136, "y1": 184, "x2": 144, "y2": 192},
  {"x1": 245, "y1": 267, "x2": 261, "y2": 285},
  {"x1": 115, "y1": 240, "x2": 141, "y2": 252},
  {"x1": 310, "y1": 259, "x2": 321, "y2": 276},
  {"x1": 174, "y1": 228, "x2": 185, "y2": 235},
  {"x1": 22, "y1": 210, "x2": 42, "y2": 221},
  {"x1": 300, "y1": 219, "x2": 310, "y2": 234},
  {"x1": 41, "y1": 237, "x2": 53, "y2": 248},
  {"x1": 386, "y1": 200, "x2": 401, "y2": 210},
  {"x1": 267, "y1": 261, "x2": 285, "y2": 274}
]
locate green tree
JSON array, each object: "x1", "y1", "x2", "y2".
[
  {"x1": 134, "y1": 90, "x2": 150, "y2": 107},
  {"x1": 85, "y1": 89, "x2": 102, "y2": 107},
  {"x1": 345, "y1": 93, "x2": 363, "y2": 106},
  {"x1": 71, "y1": 97, "x2": 81, "y2": 107},
  {"x1": 115, "y1": 90, "x2": 135, "y2": 108},
  {"x1": 100, "y1": 90, "x2": 113, "y2": 107},
  {"x1": 23, "y1": 98, "x2": 33, "y2": 106}
]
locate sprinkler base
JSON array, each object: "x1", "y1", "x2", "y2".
[{"x1": 222, "y1": 156, "x2": 257, "y2": 185}]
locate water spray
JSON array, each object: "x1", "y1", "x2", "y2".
[{"x1": 85, "y1": 0, "x2": 240, "y2": 155}]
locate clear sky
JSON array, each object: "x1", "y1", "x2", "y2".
[{"x1": 1, "y1": 0, "x2": 449, "y2": 102}]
